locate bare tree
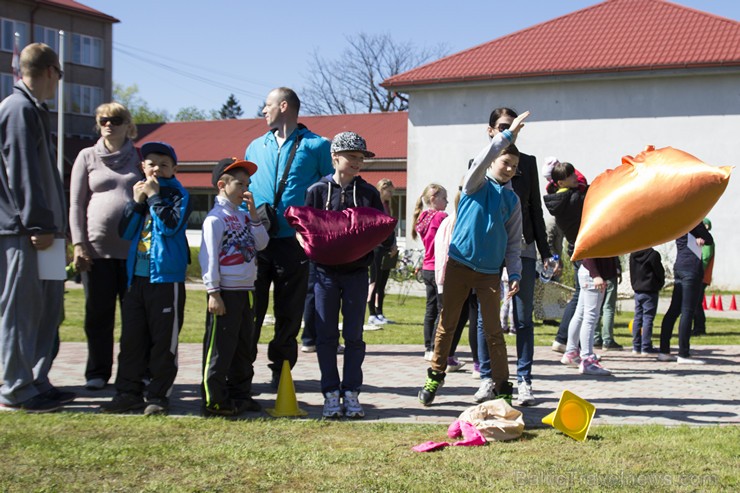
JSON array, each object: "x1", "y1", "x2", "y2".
[{"x1": 301, "y1": 33, "x2": 447, "y2": 115}]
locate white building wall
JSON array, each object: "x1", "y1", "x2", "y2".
[{"x1": 404, "y1": 71, "x2": 740, "y2": 288}]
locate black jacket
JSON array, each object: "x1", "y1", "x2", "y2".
[
  {"x1": 630, "y1": 248, "x2": 665, "y2": 293},
  {"x1": 305, "y1": 174, "x2": 388, "y2": 272},
  {"x1": 673, "y1": 223, "x2": 713, "y2": 275},
  {"x1": 511, "y1": 153, "x2": 551, "y2": 259},
  {"x1": 543, "y1": 186, "x2": 587, "y2": 247}
]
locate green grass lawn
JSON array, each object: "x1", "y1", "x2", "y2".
[
  {"x1": 60, "y1": 286, "x2": 740, "y2": 345},
  {"x1": 0, "y1": 414, "x2": 736, "y2": 492}
]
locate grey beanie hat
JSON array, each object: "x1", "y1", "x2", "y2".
[{"x1": 330, "y1": 131, "x2": 375, "y2": 157}]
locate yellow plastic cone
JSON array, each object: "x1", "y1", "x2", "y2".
[
  {"x1": 542, "y1": 390, "x2": 596, "y2": 441},
  {"x1": 266, "y1": 360, "x2": 307, "y2": 417}
]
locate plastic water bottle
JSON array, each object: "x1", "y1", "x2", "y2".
[{"x1": 540, "y1": 255, "x2": 559, "y2": 283}]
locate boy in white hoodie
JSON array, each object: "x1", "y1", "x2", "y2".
[{"x1": 199, "y1": 158, "x2": 269, "y2": 417}]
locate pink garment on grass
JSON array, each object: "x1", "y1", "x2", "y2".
[{"x1": 412, "y1": 419, "x2": 487, "y2": 452}]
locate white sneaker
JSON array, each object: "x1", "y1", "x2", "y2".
[
  {"x1": 337, "y1": 344, "x2": 345, "y2": 354},
  {"x1": 560, "y1": 350, "x2": 581, "y2": 367},
  {"x1": 551, "y1": 340, "x2": 567, "y2": 353},
  {"x1": 579, "y1": 356, "x2": 611, "y2": 376},
  {"x1": 376, "y1": 314, "x2": 392, "y2": 324},
  {"x1": 474, "y1": 378, "x2": 495, "y2": 403},
  {"x1": 446, "y1": 357, "x2": 466, "y2": 372},
  {"x1": 677, "y1": 356, "x2": 706, "y2": 365},
  {"x1": 424, "y1": 350, "x2": 433, "y2": 362},
  {"x1": 368, "y1": 315, "x2": 385, "y2": 325},
  {"x1": 516, "y1": 381, "x2": 536, "y2": 406},
  {"x1": 343, "y1": 390, "x2": 364, "y2": 418},
  {"x1": 322, "y1": 390, "x2": 342, "y2": 418},
  {"x1": 657, "y1": 352, "x2": 675, "y2": 362},
  {"x1": 300, "y1": 345, "x2": 317, "y2": 353}
]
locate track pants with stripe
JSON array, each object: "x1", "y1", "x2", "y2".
[
  {"x1": 202, "y1": 290, "x2": 255, "y2": 409},
  {"x1": 115, "y1": 277, "x2": 185, "y2": 400}
]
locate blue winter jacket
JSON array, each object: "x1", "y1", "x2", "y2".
[
  {"x1": 119, "y1": 176, "x2": 192, "y2": 285},
  {"x1": 448, "y1": 131, "x2": 522, "y2": 279},
  {"x1": 245, "y1": 124, "x2": 333, "y2": 238}
]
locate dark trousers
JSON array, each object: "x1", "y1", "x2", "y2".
[
  {"x1": 368, "y1": 253, "x2": 391, "y2": 316},
  {"x1": 314, "y1": 267, "x2": 367, "y2": 394},
  {"x1": 633, "y1": 291, "x2": 658, "y2": 351},
  {"x1": 555, "y1": 260, "x2": 582, "y2": 344},
  {"x1": 301, "y1": 262, "x2": 317, "y2": 346},
  {"x1": 81, "y1": 258, "x2": 127, "y2": 382},
  {"x1": 693, "y1": 284, "x2": 708, "y2": 335},
  {"x1": 202, "y1": 290, "x2": 255, "y2": 408},
  {"x1": 115, "y1": 277, "x2": 185, "y2": 401},
  {"x1": 513, "y1": 257, "x2": 536, "y2": 384},
  {"x1": 252, "y1": 237, "x2": 309, "y2": 375},
  {"x1": 467, "y1": 291, "x2": 479, "y2": 363},
  {"x1": 437, "y1": 291, "x2": 468, "y2": 357},
  {"x1": 422, "y1": 269, "x2": 439, "y2": 351},
  {"x1": 660, "y1": 269, "x2": 702, "y2": 358}
]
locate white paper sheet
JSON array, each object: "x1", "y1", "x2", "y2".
[
  {"x1": 37, "y1": 238, "x2": 67, "y2": 280},
  {"x1": 687, "y1": 233, "x2": 702, "y2": 260}
]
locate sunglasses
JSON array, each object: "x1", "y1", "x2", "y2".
[
  {"x1": 494, "y1": 123, "x2": 511, "y2": 132},
  {"x1": 99, "y1": 116, "x2": 125, "y2": 126},
  {"x1": 52, "y1": 65, "x2": 63, "y2": 80}
]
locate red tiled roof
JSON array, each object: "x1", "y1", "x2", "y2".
[
  {"x1": 38, "y1": 0, "x2": 119, "y2": 23},
  {"x1": 384, "y1": 0, "x2": 740, "y2": 89},
  {"x1": 176, "y1": 169, "x2": 408, "y2": 191},
  {"x1": 135, "y1": 112, "x2": 408, "y2": 163}
]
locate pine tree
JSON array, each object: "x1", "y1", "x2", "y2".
[{"x1": 219, "y1": 94, "x2": 243, "y2": 119}]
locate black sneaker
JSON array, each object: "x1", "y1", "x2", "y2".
[
  {"x1": 494, "y1": 381, "x2": 514, "y2": 405},
  {"x1": 234, "y1": 397, "x2": 262, "y2": 414},
  {"x1": 593, "y1": 342, "x2": 603, "y2": 350},
  {"x1": 270, "y1": 371, "x2": 280, "y2": 390},
  {"x1": 202, "y1": 400, "x2": 236, "y2": 418},
  {"x1": 418, "y1": 368, "x2": 445, "y2": 406},
  {"x1": 0, "y1": 394, "x2": 62, "y2": 413},
  {"x1": 144, "y1": 398, "x2": 169, "y2": 416},
  {"x1": 41, "y1": 387, "x2": 77, "y2": 404},
  {"x1": 604, "y1": 341, "x2": 624, "y2": 351},
  {"x1": 100, "y1": 393, "x2": 146, "y2": 413}
]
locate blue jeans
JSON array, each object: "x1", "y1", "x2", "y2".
[
  {"x1": 660, "y1": 269, "x2": 702, "y2": 358},
  {"x1": 555, "y1": 260, "x2": 581, "y2": 344},
  {"x1": 314, "y1": 267, "x2": 367, "y2": 394},
  {"x1": 595, "y1": 278, "x2": 617, "y2": 345},
  {"x1": 512, "y1": 258, "x2": 536, "y2": 384},
  {"x1": 633, "y1": 291, "x2": 658, "y2": 351}
]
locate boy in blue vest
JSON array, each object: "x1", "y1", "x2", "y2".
[
  {"x1": 101, "y1": 142, "x2": 192, "y2": 416},
  {"x1": 418, "y1": 112, "x2": 529, "y2": 406}
]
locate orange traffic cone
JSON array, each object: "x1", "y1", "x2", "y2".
[
  {"x1": 266, "y1": 360, "x2": 307, "y2": 417},
  {"x1": 709, "y1": 294, "x2": 717, "y2": 310},
  {"x1": 730, "y1": 295, "x2": 737, "y2": 311},
  {"x1": 702, "y1": 295, "x2": 708, "y2": 310},
  {"x1": 716, "y1": 295, "x2": 724, "y2": 311}
]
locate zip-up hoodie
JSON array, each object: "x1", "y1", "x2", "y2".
[
  {"x1": 630, "y1": 248, "x2": 665, "y2": 293},
  {"x1": 305, "y1": 174, "x2": 388, "y2": 273},
  {"x1": 448, "y1": 131, "x2": 522, "y2": 280},
  {"x1": 119, "y1": 176, "x2": 192, "y2": 285},
  {"x1": 246, "y1": 124, "x2": 333, "y2": 238},
  {"x1": 543, "y1": 186, "x2": 587, "y2": 247},
  {"x1": 416, "y1": 209, "x2": 447, "y2": 271},
  {"x1": 199, "y1": 196, "x2": 269, "y2": 292},
  {"x1": 0, "y1": 81, "x2": 67, "y2": 236}
]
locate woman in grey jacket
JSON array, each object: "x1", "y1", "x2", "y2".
[{"x1": 69, "y1": 102, "x2": 142, "y2": 390}]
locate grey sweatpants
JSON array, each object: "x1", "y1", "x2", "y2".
[{"x1": 0, "y1": 235, "x2": 63, "y2": 405}]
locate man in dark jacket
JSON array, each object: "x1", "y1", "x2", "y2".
[{"x1": 0, "y1": 43, "x2": 71, "y2": 412}]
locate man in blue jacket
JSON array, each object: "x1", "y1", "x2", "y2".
[
  {"x1": 245, "y1": 88, "x2": 332, "y2": 387},
  {"x1": 0, "y1": 43, "x2": 71, "y2": 412}
]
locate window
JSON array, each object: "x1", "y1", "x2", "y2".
[
  {"x1": 1, "y1": 73, "x2": 13, "y2": 100},
  {"x1": 71, "y1": 33, "x2": 103, "y2": 67},
  {"x1": 34, "y1": 25, "x2": 59, "y2": 52},
  {"x1": 69, "y1": 83, "x2": 103, "y2": 115},
  {"x1": 1, "y1": 18, "x2": 29, "y2": 52},
  {"x1": 187, "y1": 192, "x2": 216, "y2": 230},
  {"x1": 391, "y1": 191, "x2": 407, "y2": 238}
]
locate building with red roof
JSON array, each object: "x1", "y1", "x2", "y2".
[
  {"x1": 383, "y1": 0, "x2": 740, "y2": 288},
  {"x1": 134, "y1": 112, "x2": 409, "y2": 234}
]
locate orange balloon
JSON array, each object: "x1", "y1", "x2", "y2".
[{"x1": 572, "y1": 146, "x2": 731, "y2": 261}]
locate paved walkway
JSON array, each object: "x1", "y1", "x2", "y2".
[{"x1": 47, "y1": 341, "x2": 740, "y2": 426}]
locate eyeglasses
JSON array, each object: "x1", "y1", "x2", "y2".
[
  {"x1": 52, "y1": 65, "x2": 63, "y2": 80},
  {"x1": 99, "y1": 116, "x2": 125, "y2": 126},
  {"x1": 494, "y1": 123, "x2": 511, "y2": 132}
]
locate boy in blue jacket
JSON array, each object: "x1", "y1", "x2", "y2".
[
  {"x1": 101, "y1": 142, "x2": 192, "y2": 416},
  {"x1": 418, "y1": 111, "x2": 529, "y2": 406}
]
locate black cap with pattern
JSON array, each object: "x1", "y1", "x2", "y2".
[{"x1": 330, "y1": 131, "x2": 375, "y2": 157}]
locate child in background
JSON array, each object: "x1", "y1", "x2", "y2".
[
  {"x1": 101, "y1": 142, "x2": 192, "y2": 415},
  {"x1": 499, "y1": 268, "x2": 515, "y2": 334},
  {"x1": 418, "y1": 110, "x2": 529, "y2": 407},
  {"x1": 629, "y1": 247, "x2": 665, "y2": 355},
  {"x1": 412, "y1": 183, "x2": 448, "y2": 361},
  {"x1": 692, "y1": 218, "x2": 714, "y2": 336},
  {"x1": 305, "y1": 131, "x2": 388, "y2": 419},
  {"x1": 594, "y1": 259, "x2": 623, "y2": 352},
  {"x1": 199, "y1": 158, "x2": 269, "y2": 417}
]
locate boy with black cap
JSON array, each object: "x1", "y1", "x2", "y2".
[
  {"x1": 199, "y1": 158, "x2": 269, "y2": 416},
  {"x1": 101, "y1": 141, "x2": 192, "y2": 416}
]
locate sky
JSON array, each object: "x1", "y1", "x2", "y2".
[{"x1": 80, "y1": 0, "x2": 740, "y2": 118}]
